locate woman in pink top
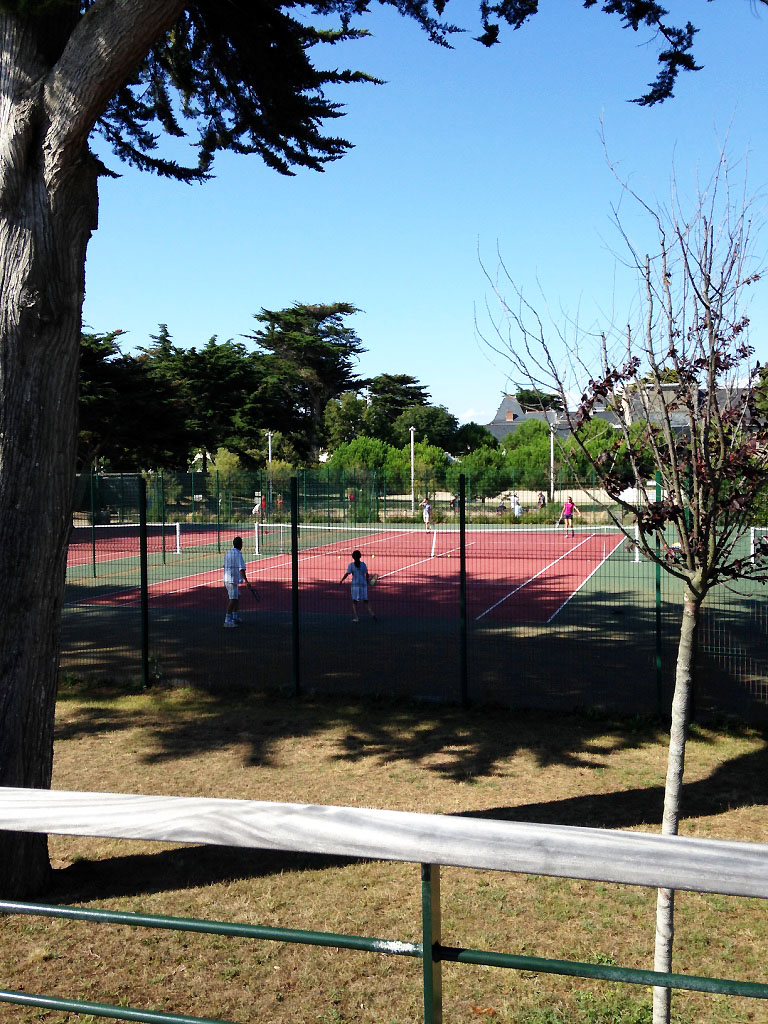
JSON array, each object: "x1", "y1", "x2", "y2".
[{"x1": 561, "y1": 497, "x2": 579, "y2": 538}]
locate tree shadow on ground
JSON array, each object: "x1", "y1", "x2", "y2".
[
  {"x1": 43, "y1": 733, "x2": 768, "y2": 904},
  {"x1": 46, "y1": 690, "x2": 768, "y2": 902},
  {"x1": 56, "y1": 686, "x2": 675, "y2": 778},
  {"x1": 48, "y1": 845, "x2": 356, "y2": 904},
  {"x1": 460, "y1": 735, "x2": 768, "y2": 830}
]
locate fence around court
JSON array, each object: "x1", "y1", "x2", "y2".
[
  {"x1": 3, "y1": 786, "x2": 768, "y2": 1023},
  {"x1": 63, "y1": 471, "x2": 768, "y2": 721}
]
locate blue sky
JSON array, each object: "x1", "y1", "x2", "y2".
[{"x1": 82, "y1": 2, "x2": 768, "y2": 428}]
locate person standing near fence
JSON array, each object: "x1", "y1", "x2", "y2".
[
  {"x1": 420, "y1": 496, "x2": 432, "y2": 532},
  {"x1": 223, "y1": 536, "x2": 250, "y2": 628},
  {"x1": 339, "y1": 550, "x2": 376, "y2": 623},
  {"x1": 560, "y1": 497, "x2": 580, "y2": 538}
]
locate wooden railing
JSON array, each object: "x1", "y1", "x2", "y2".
[{"x1": 2, "y1": 787, "x2": 768, "y2": 1022}]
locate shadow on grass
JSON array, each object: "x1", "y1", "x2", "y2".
[
  {"x1": 56, "y1": 684, "x2": 674, "y2": 775},
  {"x1": 47, "y1": 690, "x2": 768, "y2": 902},
  {"x1": 461, "y1": 734, "x2": 768, "y2": 830},
  {"x1": 49, "y1": 845, "x2": 356, "y2": 904}
]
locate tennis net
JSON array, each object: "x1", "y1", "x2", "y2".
[{"x1": 254, "y1": 522, "x2": 632, "y2": 561}]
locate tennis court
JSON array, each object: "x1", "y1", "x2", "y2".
[
  {"x1": 67, "y1": 523, "x2": 628, "y2": 625},
  {"x1": 61, "y1": 511, "x2": 768, "y2": 720}
]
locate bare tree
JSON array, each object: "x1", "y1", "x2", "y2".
[{"x1": 479, "y1": 157, "x2": 768, "y2": 1024}]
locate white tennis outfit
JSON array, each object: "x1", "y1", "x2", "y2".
[
  {"x1": 223, "y1": 546, "x2": 246, "y2": 599},
  {"x1": 346, "y1": 560, "x2": 369, "y2": 602}
]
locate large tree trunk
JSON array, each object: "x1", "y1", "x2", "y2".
[
  {"x1": 0, "y1": 17, "x2": 99, "y2": 897},
  {"x1": 652, "y1": 581, "x2": 703, "y2": 1024},
  {"x1": 1, "y1": 0, "x2": 187, "y2": 898}
]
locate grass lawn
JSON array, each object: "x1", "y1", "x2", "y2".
[{"x1": 3, "y1": 683, "x2": 768, "y2": 1023}]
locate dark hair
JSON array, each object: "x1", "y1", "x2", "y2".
[
  {"x1": 233, "y1": 536, "x2": 243, "y2": 549},
  {"x1": 351, "y1": 549, "x2": 361, "y2": 565}
]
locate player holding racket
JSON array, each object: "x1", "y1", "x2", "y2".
[
  {"x1": 223, "y1": 536, "x2": 251, "y2": 627},
  {"x1": 339, "y1": 549, "x2": 376, "y2": 622},
  {"x1": 420, "y1": 495, "x2": 432, "y2": 532},
  {"x1": 560, "y1": 496, "x2": 580, "y2": 538}
]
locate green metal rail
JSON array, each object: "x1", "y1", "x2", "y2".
[
  {"x1": 3, "y1": 863, "x2": 768, "y2": 1023},
  {"x1": 4, "y1": 788, "x2": 768, "y2": 1023}
]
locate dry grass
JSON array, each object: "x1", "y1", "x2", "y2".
[{"x1": 3, "y1": 682, "x2": 768, "y2": 1023}]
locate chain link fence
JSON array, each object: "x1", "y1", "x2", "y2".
[{"x1": 61, "y1": 469, "x2": 768, "y2": 721}]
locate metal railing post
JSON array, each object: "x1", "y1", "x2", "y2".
[{"x1": 421, "y1": 864, "x2": 442, "y2": 1024}]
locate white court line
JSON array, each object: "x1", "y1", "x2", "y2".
[
  {"x1": 66, "y1": 530, "x2": 428, "y2": 606},
  {"x1": 376, "y1": 538, "x2": 474, "y2": 582},
  {"x1": 474, "y1": 534, "x2": 594, "y2": 622},
  {"x1": 544, "y1": 536, "x2": 625, "y2": 623}
]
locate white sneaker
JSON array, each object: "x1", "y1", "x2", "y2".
[{"x1": 224, "y1": 620, "x2": 236, "y2": 628}]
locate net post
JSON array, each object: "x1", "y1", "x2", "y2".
[
  {"x1": 751, "y1": 527, "x2": 756, "y2": 565},
  {"x1": 254, "y1": 521, "x2": 260, "y2": 556},
  {"x1": 291, "y1": 476, "x2": 301, "y2": 697},
  {"x1": 175, "y1": 522, "x2": 181, "y2": 555},
  {"x1": 634, "y1": 524, "x2": 640, "y2": 563}
]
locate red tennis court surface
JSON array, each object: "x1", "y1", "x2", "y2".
[
  {"x1": 67, "y1": 524, "x2": 233, "y2": 567},
  {"x1": 78, "y1": 528, "x2": 625, "y2": 624}
]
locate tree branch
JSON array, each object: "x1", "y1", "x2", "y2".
[{"x1": 43, "y1": 0, "x2": 185, "y2": 186}]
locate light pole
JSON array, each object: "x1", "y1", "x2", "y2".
[
  {"x1": 549, "y1": 421, "x2": 555, "y2": 502},
  {"x1": 410, "y1": 425, "x2": 415, "y2": 513},
  {"x1": 267, "y1": 431, "x2": 274, "y2": 511}
]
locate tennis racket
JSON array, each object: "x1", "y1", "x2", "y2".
[{"x1": 247, "y1": 582, "x2": 261, "y2": 601}]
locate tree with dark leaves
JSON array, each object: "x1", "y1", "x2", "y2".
[
  {"x1": 480, "y1": 155, "x2": 768, "y2": 1024},
  {"x1": 0, "y1": 0, "x2": 738, "y2": 897}
]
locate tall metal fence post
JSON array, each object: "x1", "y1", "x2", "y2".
[
  {"x1": 89, "y1": 466, "x2": 97, "y2": 578},
  {"x1": 291, "y1": 476, "x2": 301, "y2": 697},
  {"x1": 459, "y1": 474, "x2": 468, "y2": 708},
  {"x1": 421, "y1": 864, "x2": 443, "y2": 1024},
  {"x1": 160, "y1": 472, "x2": 167, "y2": 565},
  {"x1": 138, "y1": 476, "x2": 150, "y2": 689},
  {"x1": 655, "y1": 470, "x2": 663, "y2": 717}
]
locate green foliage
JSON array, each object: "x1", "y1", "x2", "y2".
[
  {"x1": 247, "y1": 302, "x2": 364, "y2": 458},
  {"x1": 94, "y1": 3, "x2": 381, "y2": 182},
  {"x1": 362, "y1": 374, "x2": 430, "y2": 444},
  {"x1": 78, "y1": 330, "x2": 196, "y2": 470},
  {"x1": 391, "y1": 404, "x2": 459, "y2": 450},
  {"x1": 327, "y1": 436, "x2": 392, "y2": 471},
  {"x1": 324, "y1": 391, "x2": 367, "y2": 449},
  {"x1": 448, "y1": 445, "x2": 511, "y2": 500},
  {"x1": 501, "y1": 420, "x2": 551, "y2": 488},
  {"x1": 210, "y1": 448, "x2": 242, "y2": 488},
  {"x1": 453, "y1": 421, "x2": 498, "y2": 454},
  {"x1": 516, "y1": 388, "x2": 563, "y2": 412},
  {"x1": 140, "y1": 329, "x2": 272, "y2": 466}
]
